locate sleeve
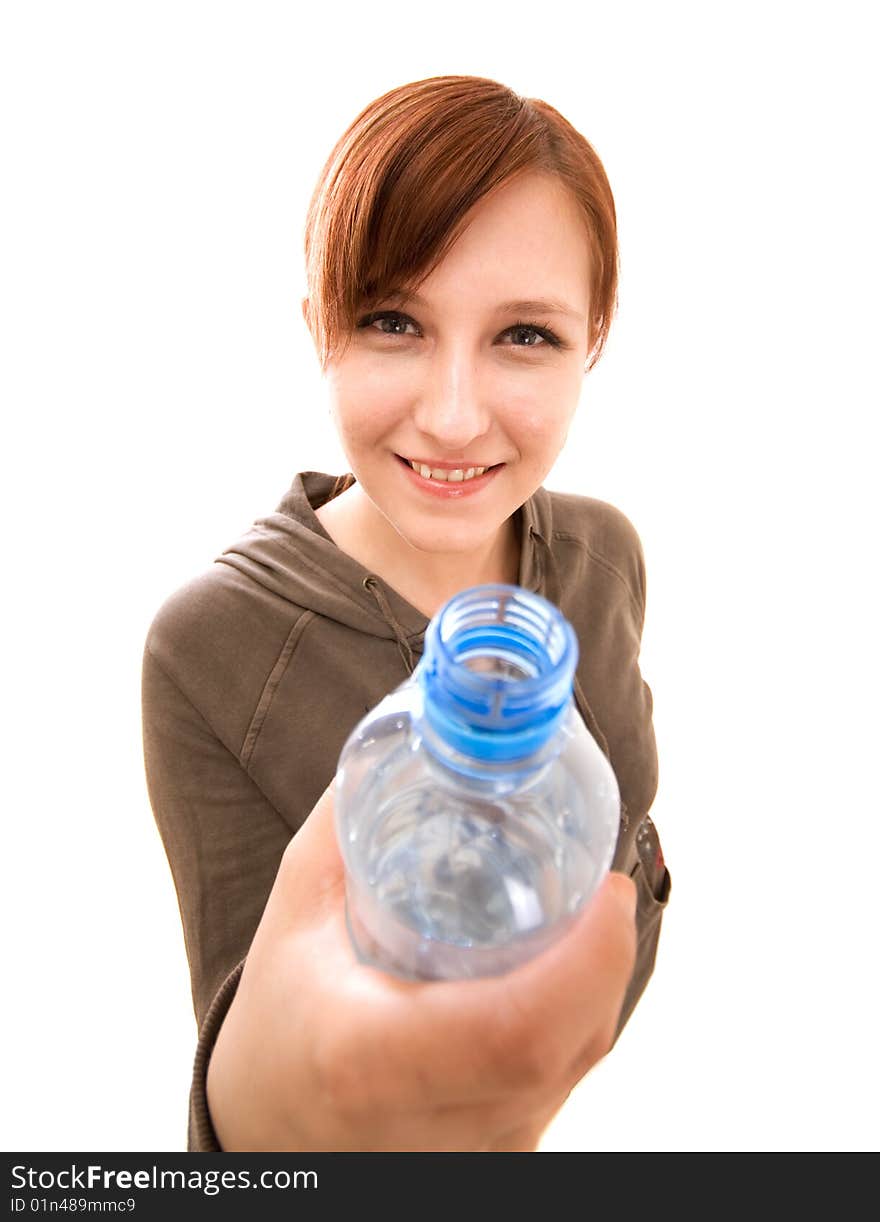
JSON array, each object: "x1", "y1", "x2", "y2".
[
  {"x1": 608, "y1": 522, "x2": 671, "y2": 1040},
  {"x1": 189, "y1": 959, "x2": 245, "y2": 1152},
  {"x1": 141, "y1": 642, "x2": 293, "y2": 1152}
]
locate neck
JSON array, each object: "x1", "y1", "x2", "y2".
[{"x1": 316, "y1": 482, "x2": 522, "y2": 620}]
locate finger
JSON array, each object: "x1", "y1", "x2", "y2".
[
  {"x1": 330, "y1": 870, "x2": 636, "y2": 1109},
  {"x1": 472, "y1": 870, "x2": 637, "y2": 1091},
  {"x1": 425, "y1": 874, "x2": 630, "y2": 1094},
  {"x1": 268, "y1": 775, "x2": 347, "y2": 923},
  {"x1": 533, "y1": 871, "x2": 638, "y2": 1086}
]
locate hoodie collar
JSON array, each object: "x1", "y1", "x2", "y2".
[{"x1": 219, "y1": 470, "x2": 558, "y2": 654}]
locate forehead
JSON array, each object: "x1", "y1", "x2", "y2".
[{"x1": 399, "y1": 172, "x2": 592, "y2": 315}]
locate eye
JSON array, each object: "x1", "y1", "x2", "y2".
[
  {"x1": 356, "y1": 310, "x2": 420, "y2": 337},
  {"x1": 503, "y1": 321, "x2": 564, "y2": 350},
  {"x1": 354, "y1": 310, "x2": 565, "y2": 350}
]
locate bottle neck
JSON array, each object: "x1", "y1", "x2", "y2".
[{"x1": 417, "y1": 583, "x2": 577, "y2": 767}]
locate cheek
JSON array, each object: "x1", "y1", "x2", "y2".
[
  {"x1": 329, "y1": 371, "x2": 406, "y2": 446},
  {"x1": 504, "y1": 365, "x2": 580, "y2": 428},
  {"x1": 505, "y1": 400, "x2": 574, "y2": 450}
]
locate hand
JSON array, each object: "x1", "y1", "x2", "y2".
[{"x1": 206, "y1": 777, "x2": 637, "y2": 1152}]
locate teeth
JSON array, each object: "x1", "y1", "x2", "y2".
[{"x1": 409, "y1": 461, "x2": 488, "y2": 481}]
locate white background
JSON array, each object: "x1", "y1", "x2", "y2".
[{"x1": 2, "y1": 0, "x2": 877, "y2": 1153}]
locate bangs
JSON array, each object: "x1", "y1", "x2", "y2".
[{"x1": 303, "y1": 75, "x2": 617, "y2": 373}]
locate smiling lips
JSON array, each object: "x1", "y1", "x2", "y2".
[
  {"x1": 405, "y1": 459, "x2": 488, "y2": 479},
  {"x1": 396, "y1": 453, "x2": 503, "y2": 499},
  {"x1": 400, "y1": 456, "x2": 498, "y2": 482}
]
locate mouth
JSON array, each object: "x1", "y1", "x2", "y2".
[
  {"x1": 394, "y1": 455, "x2": 505, "y2": 483},
  {"x1": 394, "y1": 453, "x2": 505, "y2": 499}
]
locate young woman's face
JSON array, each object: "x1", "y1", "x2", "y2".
[{"x1": 319, "y1": 171, "x2": 593, "y2": 558}]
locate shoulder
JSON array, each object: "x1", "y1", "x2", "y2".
[
  {"x1": 144, "y1": 565, "x2": 241, "y2": 674},
  {"x1": 143, "y1": 563, "x2": 307, "y2": 729},
  {"x1": 544, "y1": 489, "x2": 647, "y2": 613}
]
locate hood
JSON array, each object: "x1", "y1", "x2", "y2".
[{"x1": 216, "y1": 470, "x2": 563, "y2": 656}]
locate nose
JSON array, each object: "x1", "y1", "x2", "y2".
[{"x1": 411, "y1": 346, "x2": 492, "y2": 454}]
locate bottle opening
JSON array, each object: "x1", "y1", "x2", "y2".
[
  {"x1": 462, "y1": 653, "x2": 535, "y2": 682},
  {"x1": 418, "y1": 584, "x2": 578, "y2": 763}
]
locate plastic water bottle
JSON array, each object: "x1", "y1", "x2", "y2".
[{"x1": 334, "y1": 583, "x2": 620, "y2": 981}]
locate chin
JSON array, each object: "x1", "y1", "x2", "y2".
[{"x1": 395, "y1": 525, "x2": 487, "y2": 556}]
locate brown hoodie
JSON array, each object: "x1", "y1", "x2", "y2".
[{"x1": 141, "y1": 470, "x2": 671, "y2": 1151}]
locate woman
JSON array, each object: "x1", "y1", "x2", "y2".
[{"x1": 142, "y1": 74, "x2": 671, "y2": 1152}]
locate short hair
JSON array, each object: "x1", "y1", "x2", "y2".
[{"x1": 302, "y1": 74, "x2": 619, "y2": 376}]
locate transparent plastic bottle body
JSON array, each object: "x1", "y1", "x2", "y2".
[{"x1": 334, "y1": 584, "x2": 621, "y2": 981}]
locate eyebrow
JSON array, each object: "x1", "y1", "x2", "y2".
[{"x1": 377, "y1": 288, "x2": 584, "y2": 321}]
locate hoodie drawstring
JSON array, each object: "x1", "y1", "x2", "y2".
[{"x1": 363, "y1": 576, "x2": 418, "y2": 676}]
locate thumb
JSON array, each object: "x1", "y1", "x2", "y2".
[
  {"x1": 275, "y1": 774, "x2": 346, "y2": 916},
  {"x1": 238, "y1": 774, "x2": 348, "y2": 994}
]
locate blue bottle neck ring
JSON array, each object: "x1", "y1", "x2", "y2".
[{"x1": 416, "y1": 583, "x2": 578, "y2": 764}]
